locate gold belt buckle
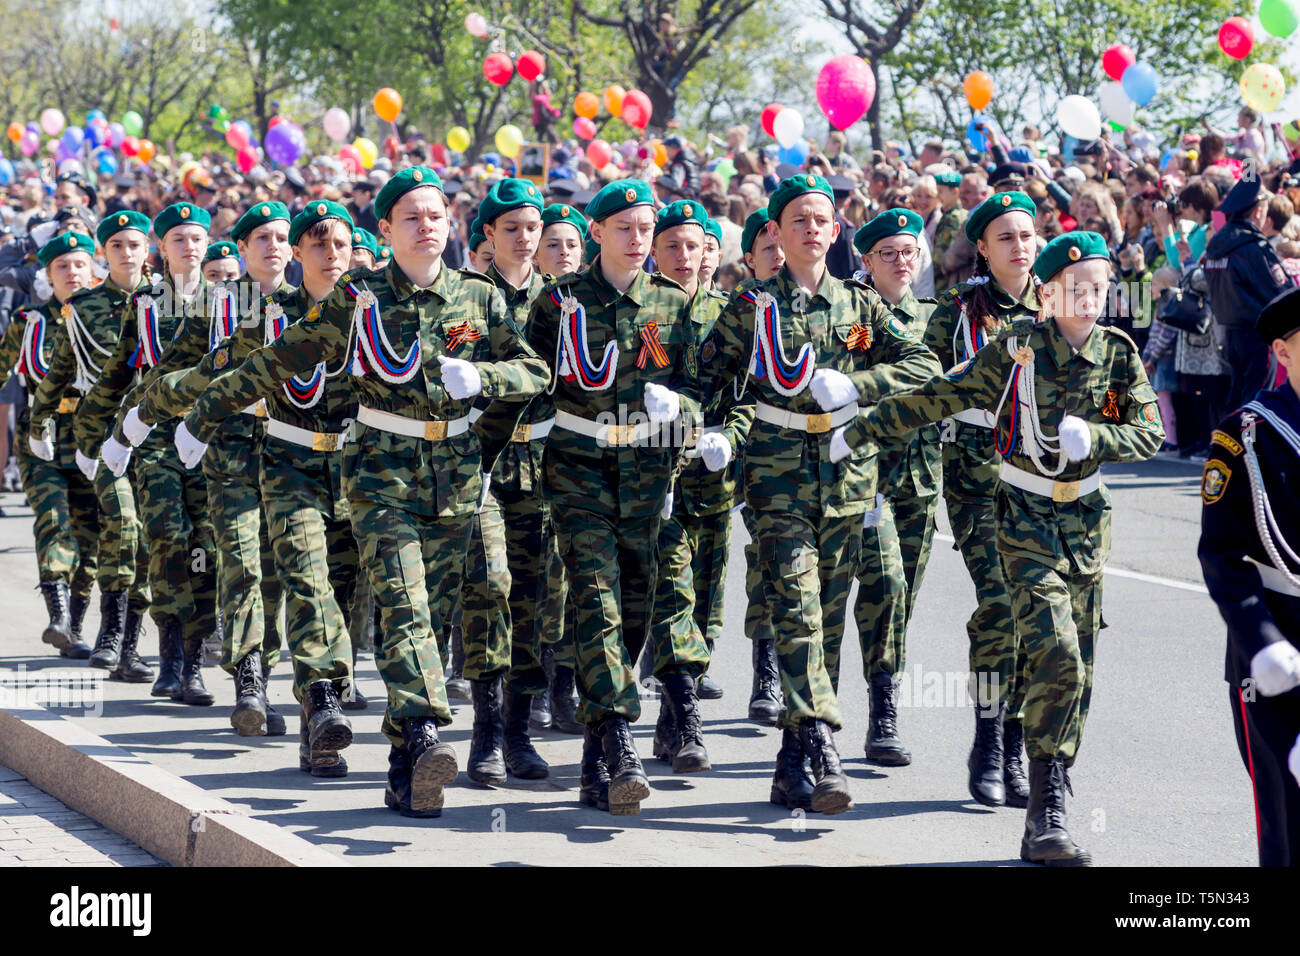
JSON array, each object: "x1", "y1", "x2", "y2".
[
  {"x1": 604, "y1": 423, "x2": 634, "y2": 446},
  {"x1": 254, "y1": 403, "x2": 266, "y2": 418},
  {"x1": 511, "y1": 423, "x2": 531, "y2": 443},
  {"x1": 57, "y1": 396, "x2": 79, "y2": 413},
  {"x1": 423, "y1": 420, "x2": 448, "y2": 441},
  {"x1": 805, "y1": 412, "x2": 832, "y2": 434},
  {"x1": 1051, "y1": 480, "x2": 1079, "y2": 503},
  {"x1": 312, "y1": 432, "x2": 340, "y2": 453},
  {"x1": 683, "y1": 425, "x2": 702, "y2": 449}
]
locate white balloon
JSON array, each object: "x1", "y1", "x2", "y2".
[
  {"x1": 323, "y1": 107, "x2": 351, "y2": 144},
  {"x1": 773, "y1": 108, "x2": 804, "y2": 149},
  {"x1": 1097, "y1": 81, "x2": 1133, "y2": 127},
  {"x1": 1057, "y1": 94, "x2": 1101, "y2": 140}
]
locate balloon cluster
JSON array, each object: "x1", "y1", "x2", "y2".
[
  {"x1": 571, "y1": 84, "x2": 653, "y2": 133},
  {"x1": 1216, "y1": 8, "x2": 1288, "y2": 113},
  {"x1": 759, "y1": 104, "x2": 808, "y2": 165},
  {"x1": 7, "y1": 107, "x2": 157, "y2": 170}
]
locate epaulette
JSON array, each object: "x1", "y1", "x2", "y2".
[
  {"x1": 843, "y1": 277, "x2": 872, "y2": 291},
  {"x1": 457, "y1": 267, "x2": 494, "y2": 284},
  {"x1": 915, "y1": 296, "x2": 939, "y2": 305},
  {"x1": 705, "y1": 288, "x2": 729, "y2": 302},
  {"x1": 1100, "y1": 323, "x2": 1139, "y2": 352},
  {"x1": 996, "y1": 316, "x2": 1039, "y2": 340}
]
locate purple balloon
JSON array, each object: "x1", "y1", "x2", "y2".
[
  {"x1": 26, "y1": 121, "x2": 39, "y2": 134},
  {"x1": 265, "y1": 122, "x2": 305, "y2": 166},
  {"x1": 61, "y1": 126, "x2": 84, "y2": 152},
  {"x1": 108, "y1": 122, "x2": 125, "y2": 147}
]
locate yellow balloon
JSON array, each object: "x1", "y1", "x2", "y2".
[
  {"x1": 494, "y1": 124, "x2": 523, "y2": 159},
  {"x1": 447, "y1": 126, "x2": 470, "y2": 153},
  {"x1": 1240, "y1": 63, "x2": 1286, "y2": 113},
  {"x1": 352, "y1": 136, "x2": 378, "y2": 169}
]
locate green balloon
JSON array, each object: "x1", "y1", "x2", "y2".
[
  {"x1": 1260, "y1": 0, "x2": 1300, "y2": 38},
  {"x1": 1108, "y1": 119, "x2": 1125, "y2": 132},
  {"x1": 207, "y1": 104, "x2": 222, "y2": 119},
  {"x1": 121, "y1": 110, "x2": 143, "y2": 136}
]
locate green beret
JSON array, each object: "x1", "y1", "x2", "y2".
[
  {"x1": 584, "y1": 236, "x2": 601, "y2": 262},
  {"x1": 153, "y1": 202, "x2": 211, "y2": 239},
  {"x1": 703, "y1": 218, "x2": 722, "y2": 245},
  {"x1": 963, "y1": 191, "x2": 1035, "y2": 243},
  {"x1": 231, "y1": 201, "x2": 290, "y2": 242},
  {"x1": 202, "y1": 241, "x2": 239, "y2": 265},
  {"x1": 477, "y1": 178, "x2": 544, "y2": 227},
  {"x1": 289, "y1": 199, "x2": 354, "y2": 246},
  {"x1": 934, "y1": 171, "x2": 962, "y2": 187},
  {"x1": 1032, "y1": 231, "x2": 1110, "y2": 284},
  {"x1": 377, "y1": 245, "x2": 392, "y2": 261},
  {"x1": 37, "y1": 232, "x2": 92, "y2": 266},
  {"x1": 350, "y1": 227, "x2": 379, "y2": 256},
  {"x1": 585, "y1": 179, "x2": 654, "y2": 222},
  {"x1": 853, "y1": 207, "x2": 923, "y2": 256},
  {"x1": 741, "y1": 209, "x2": 771, "y2": 254},
  {"x1": 96, "y1": 209, "x2": 151, "y2": 247},
  {"x1": 541, "y1": 202, "x2": 588, "y2": 239},
  {"x1": 468, "y1": 229, "x2": 487, "y2": 253},
  {"x1": 375, "y1": 166, "x2": 444, "y2": 221},
  {"x1": 768, "y1": 173, "x2": 834, "y2": 223},
  {"x1": 654, "y1": 199, "x2": 707, "y2": 237}
]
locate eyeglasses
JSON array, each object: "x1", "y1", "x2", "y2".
[{"x1": 869, "y1": 247, "x2": 919, "y2": 263}]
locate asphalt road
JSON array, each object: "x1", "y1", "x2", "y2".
[{"x1": 0, "y1": 452, "x2": 1257, "y2": 866}]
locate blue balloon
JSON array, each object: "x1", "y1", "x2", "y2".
[
  {"x1": 1121, "y1": 62, "x2": 1158, "y2": 107},
  {"x1": 86, "y1": 109, "x2": 106, "y2": 124},
  {"x1": 0, "y1": 158, "x2": 13, "y2": 185},
  {"x1": 1009, "y1": 146, "x2": 1033, "y2": 164},
  {"x1": 96, "y1": 151, "x2": 117, "y2": 176},
  {"x1": 966, "y1": 115, "x2": 989, "y2": 153},
  {"x1": 61, "y1": 126, "x2": 84, "y2": 152},
  {"x1": 778, "y1": 138, "x2": 809, "y2": 165},
  {"x1": 1062, "y1": 135, "x2": 1080, "y2": 160}
]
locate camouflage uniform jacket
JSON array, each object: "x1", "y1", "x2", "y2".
[
  {"x1": 877, "y1": 290, "x2": 941, "y2": 500},
  {"x1": 0, "y1": 298, "x2": 79, "y2": 467},
  {"x1": 932, "y1": 205, "x2": 970, "y2": 293}
]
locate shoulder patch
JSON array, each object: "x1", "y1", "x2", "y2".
[
  {"x1": 701, "y1": 339, "x2": 717, "y2": 363},
  {"x1": 945, "y1": 357, "x2": 975, "y2": 381},
  {"x1": 171, "y1": 320, "x2": 185, "y2": 343},
  {"x1": 1210, "y1": 428, "x2": 1243, "y2": 457},
  {"x1": 1200, "y1": 458, "x2": 1231, "y2": 505},
  {"x1": 885, "y1": 315, "x2": 915, "y2": 340},
  {"x1": 1270, "y1": 262, "x2": 1288, "y2": 287},
  {"x1": 304, "y1": 304, "x2": 322, "y2": 325},
  {"x1": 1137, "y1": 402, "x2": 1161, "y2": 431},
  {"x1": 212, "y1": 347, "x2": 230, "y2": 371}
]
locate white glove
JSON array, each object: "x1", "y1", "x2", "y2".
[
  {"x1": 729, "y1": 501, "x2": 746, "y2": 516},
  {"x1": 1250, "y1": 641, "x2": 1300, "y2": 697},
  {"x1": 1059, "y1": 415, "x2": 1092, "y2": 462},
  {"x1": 829, "y1": 425, "x2": 852, "y2": 463},
  {"x1": 121, "y1": 405, "x2": 154, "y2": 447},
  {"x1": 75, "y1": 448, "x2": 99, "y2": 481},
  {"x1": 1290, "y1": 732, "x2": 1300, "y2": 789},
  {"x1": 101, "y1": 435, "x2": 132, "y2": 477},
  {"x1": 810, "y1": 368, "x2": 861, "y2": 412},
  {"x1": 661, "y1": 491, "x2": 674, "y2": 520},
  {"x1": 174, "y1": 420, "x2": 208, "y2": 470},
  {"x1": 478, "y1": 473, "x2": 492, "y2": 513},
  {"x1": 863, "y1": 493, "x2": 884, "y2": 528},
  {"x1": 698, "y1": 432, "x2": 732, "y2": 472},
  {"x1": 644, "y1": 382, "x2": 681, "y2": 424},
  {"x1": 27, "y1": 433, "x2": 54, "y2": 461},
  {"x1": 437, "y1": 355, "x2": 482, "y2": 400}
]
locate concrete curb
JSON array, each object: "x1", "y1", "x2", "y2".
[{"x1": 0, "y1": 705, "x2": 347, "y2": 867}]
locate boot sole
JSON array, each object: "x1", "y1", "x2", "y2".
[
  {"x1": 88, "y1": 655, "x2": 119, "y2": 670},
  {"x1": 181, "y1": 693, "x2": 215, "y2": 706},
  {"x1": 770, "y1": 788, "x2": 814, "y2": 811},
  {"x1": 310, "y1": 719, "x2": 354, "y2": 754},
  {"x1": 529, "y1": 717, "x2": 553, "y2": 731},
  {"x1": 748, "y1": 704, "x2": 781, "y2": 724},
  {"x1": 578, "y1": 788, "x2": 610, "y2": 812},
  {"x1": 810, "y1": 781, "x2": 853, "y2": 815},
  {"x1": 968, "y1": 776, "x2": 1007, "y2": 807},
  {"x1": 110, "y1": 670, "x2": 154, "y2": 683},
  {"x1": 231, "y1": 704, "x2": 268, "y2": 736},
  {"x1": 505, "y1": 756, "x2": 550, "y2": 780},
  {"x1": 672, "y1": 752, "x2": 711, "y2": 774},
  {"x1": 299, "y1": 757, "x2": 348, "y2": 778},
  {"x1": 697, "y1": 688, "x2": 724, "y2": 700},
  {"x1": 150, "y1": 684, "x2": 179, "y2": 697},
  {"x1": 1020, "y1": 845, "x2": 1093, "y2": 867},
  {"x1": 608, "y1": 773, "x2": 650, "y2": 815},
  {"x1": 42, "y1": 626, "x2": 72, "y2": 650},
  {"x1": 864, "y1": 747, "x2": 912, "y2": 767},
  {"x1": 385, "y1": 788, "x2": 441, "y2": 818},
  {"x1": 410, "y1": 744, "x2": 458, "y2": 814}
]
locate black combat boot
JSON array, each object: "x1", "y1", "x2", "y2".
[
  {"x1": 400, "y1": 717, "x2": 459, "y2": 817},
  {"x1": 298, "y1": 707, "x2": 347, "y2": 777},
  {"x1": 203, "y1": 609, "x2": 223, "y2": 667},
  {"x1": 180, "y1": 638, "x2": 215, "y2": 706},
  {"x1": 89, "y1": 591, "x2": 128, "y2": 669},
  {"x1": 864, "y1": 672, "x2": 911, "y2": 766},
  {"x1": 261, "y1": 660, "x2": 286, "y2": 736},
  {"x1": 652, "y1": 695, "x2": 676, "y2": 763},
  {"x1": 502, "y1": 686, "x2": 549, "y2": 779},
  {"x1": 696, "y1": 639, "x2": 723, "y2": 699},
  {"x1": 769, "y1": 728, "x2": 815, "y2": 810},
  {"x1": 661, "y1": 671, "x2": 710, "y2": 773},
  {"x1": 577, "y1": 725, "x2": 611, "y2": 811},
  {"x1": 799, "y1": 718, "x2": 853, "y2": 815},
  {"x1": 549, "y1": 662, "x2": 583, "y2": 735},
  {"x1": 150, "y1": 620, "x2": 184, "y2": 698},
  {"x1": 340, "y1": 643, "x2": 367, "y2": 711},
  {"x1": 230, "y1": 650, "x2": 266, "y2": 736},
  {"x1": 1003, "y1": 718, "x2": 1030, "y2": 809},
  {"x1": 383, "y1": 744, "x2": 430, "y2": 816},
  {"x1": 63, "y1": 591, "x2": 92, "y2": 659},
  {"x1": 600, "y1": 716, "x2": 650, "y2": 815},
  {"x1": 530, "y1": 645, "x2": 554, "y2": 731},
  {"x1": 968, "y1": 700, "x2": 1007, "y2": 807},
  {"x1": 748, "y1": 638, "x2": 782, "y2": 723},
  {"x1": 110, "y1": 606, "x2": 154, "y2": 683},
  {"x1": 445, "y1": 626, "x2": 471, "y2": 702},
  {"x1": 305, "y1": 679, "x2": 352, "y2": 761},
  {"x1": 468, "y1": 677, "x2": 506, "y2": 785},
  {"x1": 1021, "y1": 757, "x2": 1092, "y2": 866},
  {"x1": 39, "y1": 579, "x2": 72, "y2": 650}
]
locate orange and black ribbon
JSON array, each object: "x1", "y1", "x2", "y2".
[
  {"x1": 635, "y1": 321, "x2": 670, "y2": 370},
  {"x1": 846, "y1": 323, "x2": 872, "y2": 351},
  {"x1": 1102, "y1": 389, "x2": 1120, "y2": 421},
  {"x1": 446, "y1": 321, "x2": 482, "y2": 352}
]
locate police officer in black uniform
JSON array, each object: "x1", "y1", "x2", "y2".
[
  {"x1": 1198, "y1": 284, "x2": 1300, "y2": 867},
  {"x1": 1203, "y1": 175, "x2": 1294, "y2": 414}
]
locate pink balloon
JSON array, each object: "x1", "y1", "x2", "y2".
[
  {"x1": 586, "y1": 138, "x2": 613, "y2": 168},
  {"x1": 816, "y1": 55, "x2": 875, "y2": 130},
  {"x1": 620, "y1": 90, "x2": 652, "y2": 130},
  {"x1": 225, "y1": 124, "x2": 249, "y2": 150},
  {"x1": 1101, "y1": 44, "x2": 1135, "y2": 81},
  {"x1": 573, "y1": 116, "x2": 597, "y2": 140},
  {"x1": 1218, "y1": 17, "x2": 1253, "y2": 60},
  {"x1": 236, "y1": 146, "x2": 257, "y2": 173},
  {"x1": 19, "y1": 131, "x2": 38, "y2": 156}
]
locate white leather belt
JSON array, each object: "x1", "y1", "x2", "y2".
[
  {"x1": 952, "y1": 408, "x2": 995, "y2": 428},
  {"x1": 1247, "y1": 557, "x2": 1300, "y2": 598},
  {"x1": 998, "y1": 461, "x2": 1101, "y2": 503},
  {"x1": 242, "y1": 400, "x2": 267, "y2": 418},
  {"x1": 466, "y1": 408, "x2": 483, "y2": 425},
  {"x1": 684, "y1": 424, "x2": 724, "y2": 459},
  {"x1": 753, "y1": 401, "x2": 858, "y2": 434},
  {"x1": 512, "y1": 417, "x2": 555, "y2": 443},
  {"x1": 357, "y1": 405, "x2": 472, "y2": 441},
  {"x1": 265, "y1": 417, "x2": 350, "y2": 453},
  {"x1": 554, "y1": 409, "x2": 655, "y2": 446}
]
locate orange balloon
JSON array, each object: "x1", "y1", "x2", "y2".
[
  {"x1": 137, "y1": 138, "x2": 156, "y2": 163},
  {"x1": 963, "y1": 71, "x2": 994, "y2": 111},
  {"x1": 6, "y1": 122, "x2": 20, "y2": 142},
  {"x1": 603, "y1": 84, "x2": 626, "y2": 116},
  {"x1": 652, "y1": 140, "x2": 668, "y2": 168},
  {"x1": 373, "y1": 87, "x2": 403, "y2": 123},
  {"x1": 574, "y1": 91, "x2": 599, "y2": 119}
]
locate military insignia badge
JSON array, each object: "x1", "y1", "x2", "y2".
[
  {"x1": 1013, "y1": 344, "x2": 1034, "y2": 367},
  {"x1": 1200, "y1": 458, "x2": 1230, "y2": 504},
  {"x1": 212, "y1": 347, "x2": 230, "y2": 371},
  {"x1": 701, "y1": 340, "x2": 717, "y2": 363},
  {"x1": 884, "y1": 316, "x2": 913, "y2": 341},
  {"x1": 946, "y1": 357, "x2": 975, "y2": 381},
  {"x1": 1211, "y1": 429, "x2": 1242, "y2": 456},
  {"x1": 304, "y1": 304, "x2": 322, "y2": 325},
  {"x1": 846, "y1": 323, "x2": 872, "y2": 350},
  {"x1": 685, "y1": 340, "x2": 698, "y2": 378},
  {"x1": 1138, "y1": 402, "x2": 1160, "y2": 431},
  {"x1": 1270, "y1": 262, "x2": 1287, "y2": 286},
  {"x1": 1101, "y1": 389, "x2": 1120, "y2": 421},
  {"x1": 61, "y1": 304, "x2": 74, "y2": 321}
]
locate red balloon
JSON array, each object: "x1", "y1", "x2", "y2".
[
  {"x1": 1218, "y1": 17, "x2": 1254, "y2": 60},
  {"x1": 517, "y1": 50, "x2": 545, "y2": 82},
  {"x1": 761, "y1": 103, "x2": 784, "y2": 138},
  {"x1": 621, "y1": 89, "x2": 652, "y2": 130},
  {"x1": 236, "y1": 146, "x2": 257, "y2": 173},
  {"x1": 337, "y1": 144, "x2": 363, "y2": 174},
  {"x1": 268, "y1": 115, "x2": 284, "y2": 128},
  {"x1": 383, "y1": 134, "x2": 400, "y2": 160},
  {"x1": 483, "y1": 52, "x2": 514, "y2": 87},
  {"x1": 586, "y1": 138, "x2": 613, "y2": 168},
  {"x1": 573, "y1": 116, "x2": 597, "y2": 140},
  {"x1": 120, "y1": 135, "x2": 140, "y2": 157},
  {"x1": 1101, "y1": 43, "x2": 1135, "y2": 81}
]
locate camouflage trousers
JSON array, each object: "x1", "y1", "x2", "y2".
[
  {"x1": 261, "y1": 444, "x2": 357, "y2": 703},
  {"x1": 552, "y1": 506, "x2": 659, "y2": 726},
  {"x1": 742, "y1": 507, "x2": 776, "y2": 643},
  {"x1": 93, "y1": 467, "x2": 150, "y2": 611},
  {"x1": 649, "y1": 508, "x2": 727, "y2": 679},
  {"x1": 206, "y1": 474, "x2": 283, "y2": 675},
  {"x1": 751, "y1": 509, "x2": 859, "y2": 732},
  {"x1": 541, "y1": 528, "x2": 577, "y2": 668},
  {"x1": 132, "y1": 439, "x2": 217, "y2": 651},
  {"x1": 350, "y1": 499, "x2": 469, "y2": 747},
  {"x1": 17, "y1": 443, "x2": 98, "y2": 595},
  {"x1": 853, "y1": 491, "x2": 939, "y2": 681},
  {"x1": 460, "y1": 488, "x2": 510, "y2": 680}
]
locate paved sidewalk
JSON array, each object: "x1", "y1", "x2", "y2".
[{"x1": 0, "y1": 763, "x2": 163, "y2": 866}]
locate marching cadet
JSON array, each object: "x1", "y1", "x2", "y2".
[
  {"x1": 0, "y1": 233, "x2": 101, "y2": 658},
  {"x1": 535, "y1": 202, "x2": 587, "y2": 278},
  {"x1": 835, "y1": 232, "x2": 1164, "y2": 865},
  {"x1": 931, "y1": 169, "x2": 968, "y2": 294},
  {"x1": 699, "y1": 174, "x2": 939, "y2": 814},
  {"x1": 88, "y1": 203, "x2": 219, "y2": 706},
  {"x1": 31, "y1": 212, "x2": 154, "y2": 677},
  {"x1": 202, "y1": 242, "x2": 242, "y2": 284},
  {"x1": 173, "y1": 167, "x2": 549, "y2": 818},
  {"x1": 845, "y1": 208, "x2": 940, "y2": 766},
  {"x1": 523, "y1": 179, "x2": 702, "y2": 815},
  {"x1": 1199, "y1": 285, "x2": 1300, "y2": 867},
  {"x1": 350, "y1": 227, "x2": 379, "y2": 272},
  {"x1": 921, "y1": 192, "x2": 1039, "y2": 808},
  {"x1": 466, "y1": 228, "x2": 493, "y2": 273},
  {"x1": 120, "y1": 202, "x2": 291, "y2": 727}
]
